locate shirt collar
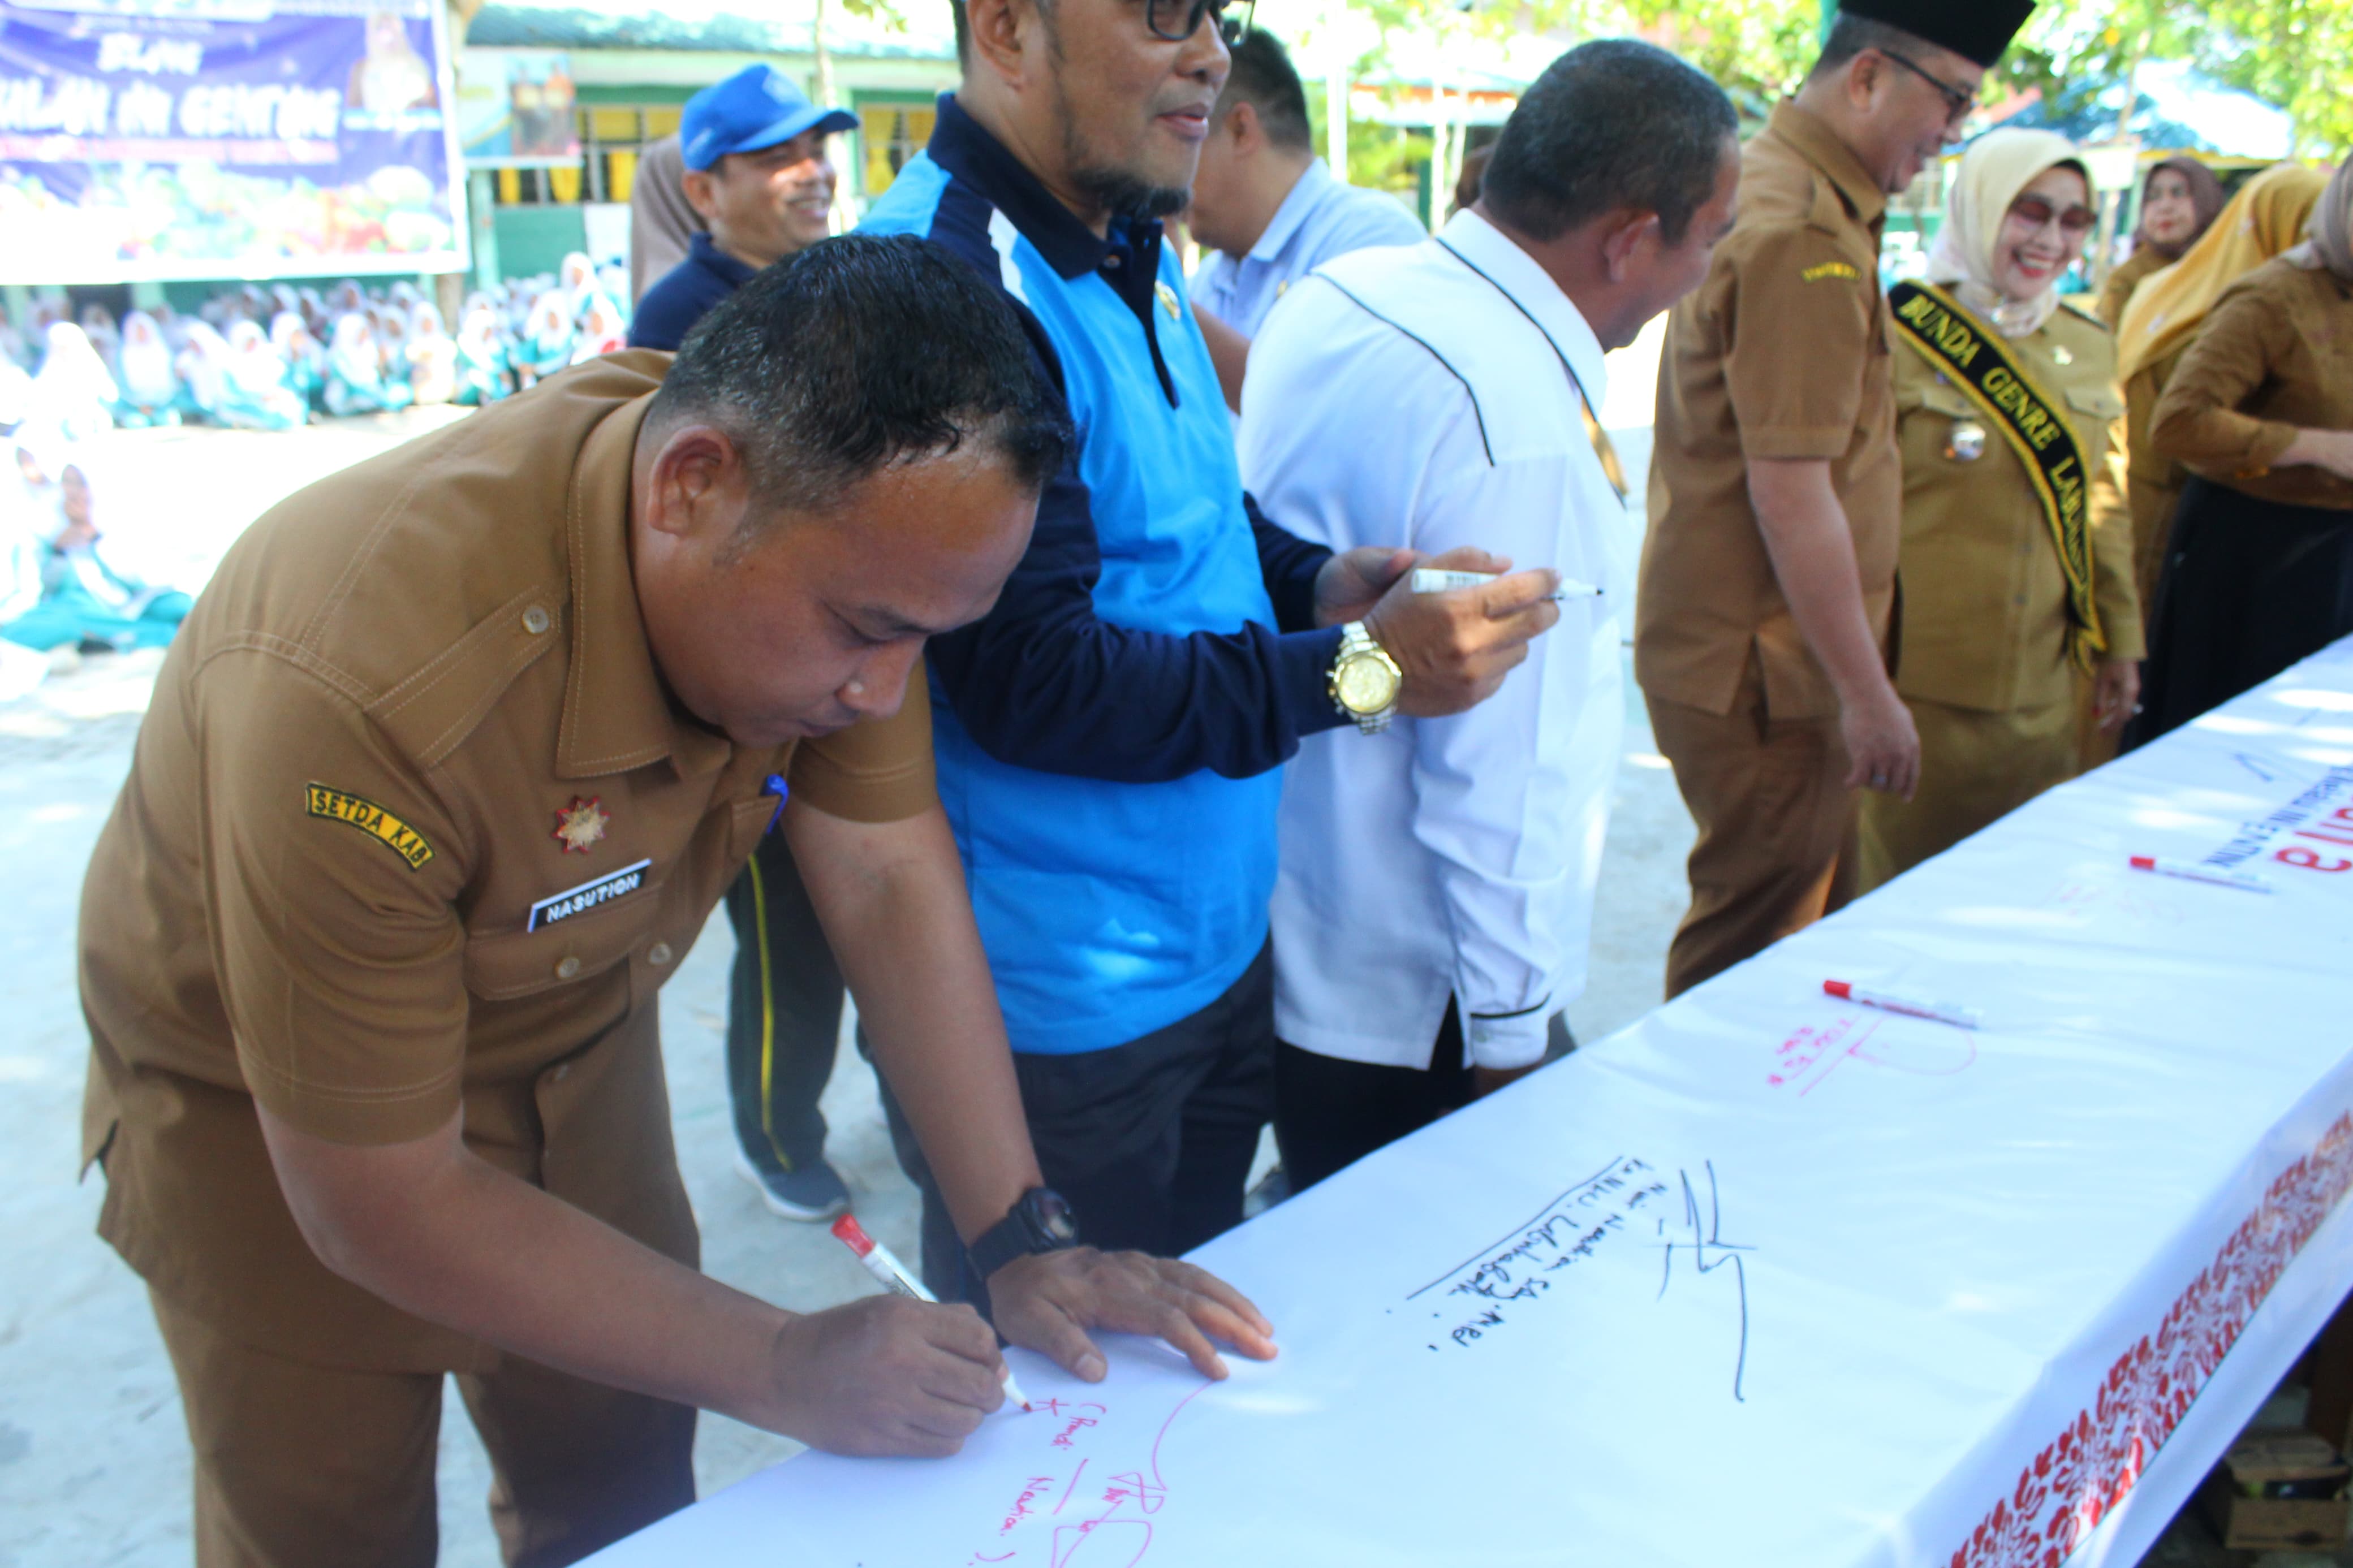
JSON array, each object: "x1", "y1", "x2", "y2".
[
  {"x1": 928, "y1": 92, "x2": 1165, "y2": 280},
  {"x1": 689, "y1": 230, "x2": 761, "y2": 288},
  {"x1": 557, "y1": 382, "x2": 733, "y2": 781},
  {"x1": 1249, "y1": 158, "x2": 1336, "y2": 262},
  {"x1": 1434, "y1": 207, "x2": 1609, "y2": 408},
  {"x1": 1767, "y1": 100, "x2": 1887, "y2": 230}
]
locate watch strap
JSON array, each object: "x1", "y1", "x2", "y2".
[{"x1": 966, "y1": 1189, "x2": 1079, "y2": 1280}]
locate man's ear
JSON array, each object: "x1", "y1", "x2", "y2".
[
  {"x1": 681, "y1": 168, "x2": 721, "y2": 224},
  {"x1": 1225, "y1": 99, "x2": 1260, "y2": 154},
  {"x1": 963, "y1": 0, "x2": 1035, "y2": 89},
  {"x1": 1846, "y1": 49, "x2": 1889, "y2": 114},
  {"x1": 1598, "y1": 209, "x2": 1659, "y2": 284},
  {"x1": 644, "y1": 425, "x2": 748, "y2": 542}
]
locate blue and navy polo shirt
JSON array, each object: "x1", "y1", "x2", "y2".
[
  {"x1": 627, "y1": 232, "x2": 757, "y2": 352},
  {"x1": 861, "y1": 94, "x2": 1348, "y2": 1055}
]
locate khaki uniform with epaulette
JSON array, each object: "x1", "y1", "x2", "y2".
[
  {"x1": 1637, "y1": 101, "x2": 1902, "y2": 998},
  {"x1": 1855, "y1": 296, "x2": 2145, "y2": 889},
  {"x1": 76, "y1": 354, "x2": 938, "y2": 1566}
]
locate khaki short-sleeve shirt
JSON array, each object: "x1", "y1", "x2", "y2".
[
  {"x1": 1636, "y1": 102, "x2": 1902, "y2": 720},
  {"x1": 79, "y1": 353, "x2": 937, "y2": 1370}
]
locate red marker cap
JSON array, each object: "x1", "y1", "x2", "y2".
[
  {"x1": 2129, "y1": 856, "x2": 2157, "y2": 871},
  {"x1": 1822, "y1": 979, "x2": 1854, "y2": 1000},
  {"x1": 830, "y1": 1213, "x2": 876, "y2": 1255}
]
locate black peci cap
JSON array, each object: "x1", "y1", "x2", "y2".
[{"x1": 1835, "y1": 0, "x2": 2036, "y2": 68}]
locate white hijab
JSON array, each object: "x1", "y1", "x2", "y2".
[{"x1": 1925, "y1": 128, "x2": 2088, "y2": 338}]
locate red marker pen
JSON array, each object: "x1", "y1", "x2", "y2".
[
  {"x1": 2129, "y1": 855, "x2": 2273, "y2": 893},
  {"x1": 1822, "y1": 979, "x2": 1981, "y2": 1030},
  {"x1": 833, "y1": 1213, "x2": 1032, "y2": 1413}
]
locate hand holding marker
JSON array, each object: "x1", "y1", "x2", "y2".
[
  {"x1": 833, "y1": 1213, "x2": 1032, "y2": 1413},
  {"x1": 1410, "y1": 567, "x2": 1602, "y2": 603}
]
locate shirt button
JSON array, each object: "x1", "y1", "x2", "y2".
[
  {"x1": 555, "y1": 954, "x2": 581, "y2": 980},
  {"x1": 648, "y1": 941, "x2": 673, "y2": 966},
  {"x1": 522, "y1": 605, "x2": 551, "y2": 635},
  {"x1": 552, "y1": 1062, "x2": 571, "y2": 1081}
]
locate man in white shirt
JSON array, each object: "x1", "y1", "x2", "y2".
[
  {"x1": 1186, "y1": 27, "x2": 1425, "y2": 410},
  {"x1": 1239, "y1": 38, "x2": 1740, "y2": 1190}
]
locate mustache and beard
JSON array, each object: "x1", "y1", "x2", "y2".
[{"x1": 1049, "y1": 74, "x2": 1195, "y2": 221}]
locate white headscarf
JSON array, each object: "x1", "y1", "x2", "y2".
[
  {"x1": 1926, "y1": 128, "x2": 2088, "y2": 338},
  {"x1": 118, "y1": 312, "x2": 179, "y2": 408}
]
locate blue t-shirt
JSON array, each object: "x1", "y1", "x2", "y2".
[{"x1": 859, "y1": 96, "x2": 1346, "y2": 1054}]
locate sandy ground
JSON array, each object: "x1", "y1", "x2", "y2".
[{"x1": 0, "y1": 355, "x2": 2317, "y2": 1566}]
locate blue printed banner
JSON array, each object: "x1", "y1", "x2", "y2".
[{"x1": 0, "y1": 0, "x2": 467, "y2": 282}]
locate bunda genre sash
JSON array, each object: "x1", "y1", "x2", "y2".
[{"x1": 1888, "y1": 280, "x2": 2107, "y2": 673}]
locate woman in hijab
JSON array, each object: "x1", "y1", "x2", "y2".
[
  {"x1": 322, "y1": 313, "x2": 412, "y2": 417},
  {"x1": 270, "y1": 310, "x2": 325, "y2": 411},
  {"x1": 406, "y1": 301, "x2": 459, "y2": 405},
  {"x1": 2, "y1": 458, "x2": 191, "y2": 654},
  {"x1": 516, "y1": 291, "x2": 574, "y2": 388},
  {"x1": 114, "y1": 311, "x2": 181, "y2": 429},
  {"x1": 2134, "y1": 152, "x2": 2353, "y2": 741},
  {"x1": 173, "y1": 320, "x2": 232, "y2": 424},
  {"x1": 2100, "y1": 161, "x2": 2227, "y2": 329},
  {"x1": 453, "y1": 299, "x2": 511, "y2": 405},
  {"x1": 2115, "y1": 163, "x2": 2328, "y2": 617},
  {"x1": 32, "y1": 323, "x2": 120, "y2": 441},
  {"x1": 1856, "y1": 130, "x2": 2145, "y2": 889},
  {"x1": 569, "y1": 289, "x2": 628, "y2": 364},
  {"x1": 217, "y1": 320, "x2": 308, "y2": 431}
]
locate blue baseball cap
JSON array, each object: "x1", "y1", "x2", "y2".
[{"x1": 681, "y1": 65, "x2": 857, "y2": 171}]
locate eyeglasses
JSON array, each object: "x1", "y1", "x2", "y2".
[
  {"x1": 2007, "y1": 195, "x2": 2098, "y2": 236},
  {"x1": 1876, "y1": 46, "x2": 1977, "y2": 129},
  {"x1": 1147, "y1": 0, "x2": 1249, "y2": 42}
]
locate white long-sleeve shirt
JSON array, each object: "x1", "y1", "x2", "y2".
[{"x1": 1239, "y1": 209, "x2": 1634, "y2": 1071}]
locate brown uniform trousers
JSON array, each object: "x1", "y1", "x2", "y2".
[
  {"x1": 1856, "y1": 298, "x2": 2144, "y2": 889},
  {"x1": 77, "y1": 355, "x2": 938, "y2": 1565},
  {"x1": 1636, "y1": 102, "x2": 1902, "y2": 999}
]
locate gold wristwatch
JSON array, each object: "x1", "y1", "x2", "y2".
[{"x1": 1329, "y1": 620, "x2": 1402, "y2": 734}]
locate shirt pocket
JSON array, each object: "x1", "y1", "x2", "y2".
[{"x1": 463, "y1": 875, "x2": 663, "y2": 1002}]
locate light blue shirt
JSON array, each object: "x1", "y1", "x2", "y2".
[{"x1": 1188, "y1": 159, "x2": 1427, "y2": 338}]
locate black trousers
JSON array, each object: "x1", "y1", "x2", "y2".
[
  {"x1": 1275, "y1": 1005, "x2": 1574, "y2": 1194},
  {"x1": 874, "y1": 943, "x2": 1277, "y2": 1304},
  {"x1": 723, "y1": 831, "x2": 843, "y2": 1176}
]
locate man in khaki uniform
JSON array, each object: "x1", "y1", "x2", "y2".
[
  {"x1": 1636, "y1": 0, "x2": 2034, "y2": 999},
  {"x1": 77, "y1": 236, "x2": 1275, "y2": 1568}
]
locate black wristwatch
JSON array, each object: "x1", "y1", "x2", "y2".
[{"x1": 966, "y1": 1187, "x2": 1080, "y2": 1281}]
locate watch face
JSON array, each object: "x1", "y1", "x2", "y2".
[
  {"x1": 1030, "y1": 1189, "x2": 1078, "y2": 1245},
  {"x1": 1335, "y1": 651, "x2": 1400, "y2": 714}
]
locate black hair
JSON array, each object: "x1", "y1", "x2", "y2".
[
  {"x1": 650, "y1": 233, "x2": 1071, "y2": 539},
  {"x1": 1811, "y1": 13, "x2": 1932, "y2": 77},
  {"x1": 1214, "y1": 28, "x2": 1312, "y2": 152},
  {"x1": 1481, "y1": 39, "x2": 1738, "y2": 246}
]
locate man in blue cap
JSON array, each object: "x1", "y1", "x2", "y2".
[
  {"x1": 629, "y1": 64, "x2": 857, "y2": 353},
  {"x1": 630, "y1": 63, "x2": 867, "y2": 1228}
]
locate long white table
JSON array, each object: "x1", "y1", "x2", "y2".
[{"x1": 589, "y1": 636, "x2": 2353, "y2": 1568}]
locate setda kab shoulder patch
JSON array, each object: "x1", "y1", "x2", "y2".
[
  {"x1": 1801, "y1": 260, "x2": 1861, "y2": 283},
  {"x1": 305, "y1": 783, "x2": 436, "y2": 871}
]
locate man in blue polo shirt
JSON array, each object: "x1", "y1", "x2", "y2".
[
  {"x1": 859, "y1": 0, "x2": 1559, "y2": 1298},
  {"x1": 629, "y1": 66, "x2": 856, "y2": 353}
]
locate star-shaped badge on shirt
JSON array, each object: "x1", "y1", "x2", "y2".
[{"x1": 552, "y1": 796, "x2": 609, "y2": 854}]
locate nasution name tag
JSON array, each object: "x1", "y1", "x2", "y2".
[{"x1": 527, "y1": 858, "x2": 653, "y2": 931}]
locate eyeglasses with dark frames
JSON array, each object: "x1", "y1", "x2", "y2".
[
  {"x1": 1876, "y1": 46, "x2": 1977, "y2": 128},
  {"x1": 1145, "y1": 0, "x2": 1249, "y2": 43}
]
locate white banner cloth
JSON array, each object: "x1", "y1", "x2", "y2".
[{"x1": 587, "y1": 637, "x2": 2353, "y2": 1568}]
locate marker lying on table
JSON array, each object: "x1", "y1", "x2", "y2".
[
  {"x1": 1409, "y1": 566, "x2": 1602, "y2": 602},
  {"x1": 1822, "y1": 979, "x2": 1981, "y2": 1030},
  {"x1": 831, "y1": 1213, "x2": 1032, "y2": 1413},
  {"x1": 2129, "y1": 854, "x2": 2274, "y2": 893}
]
